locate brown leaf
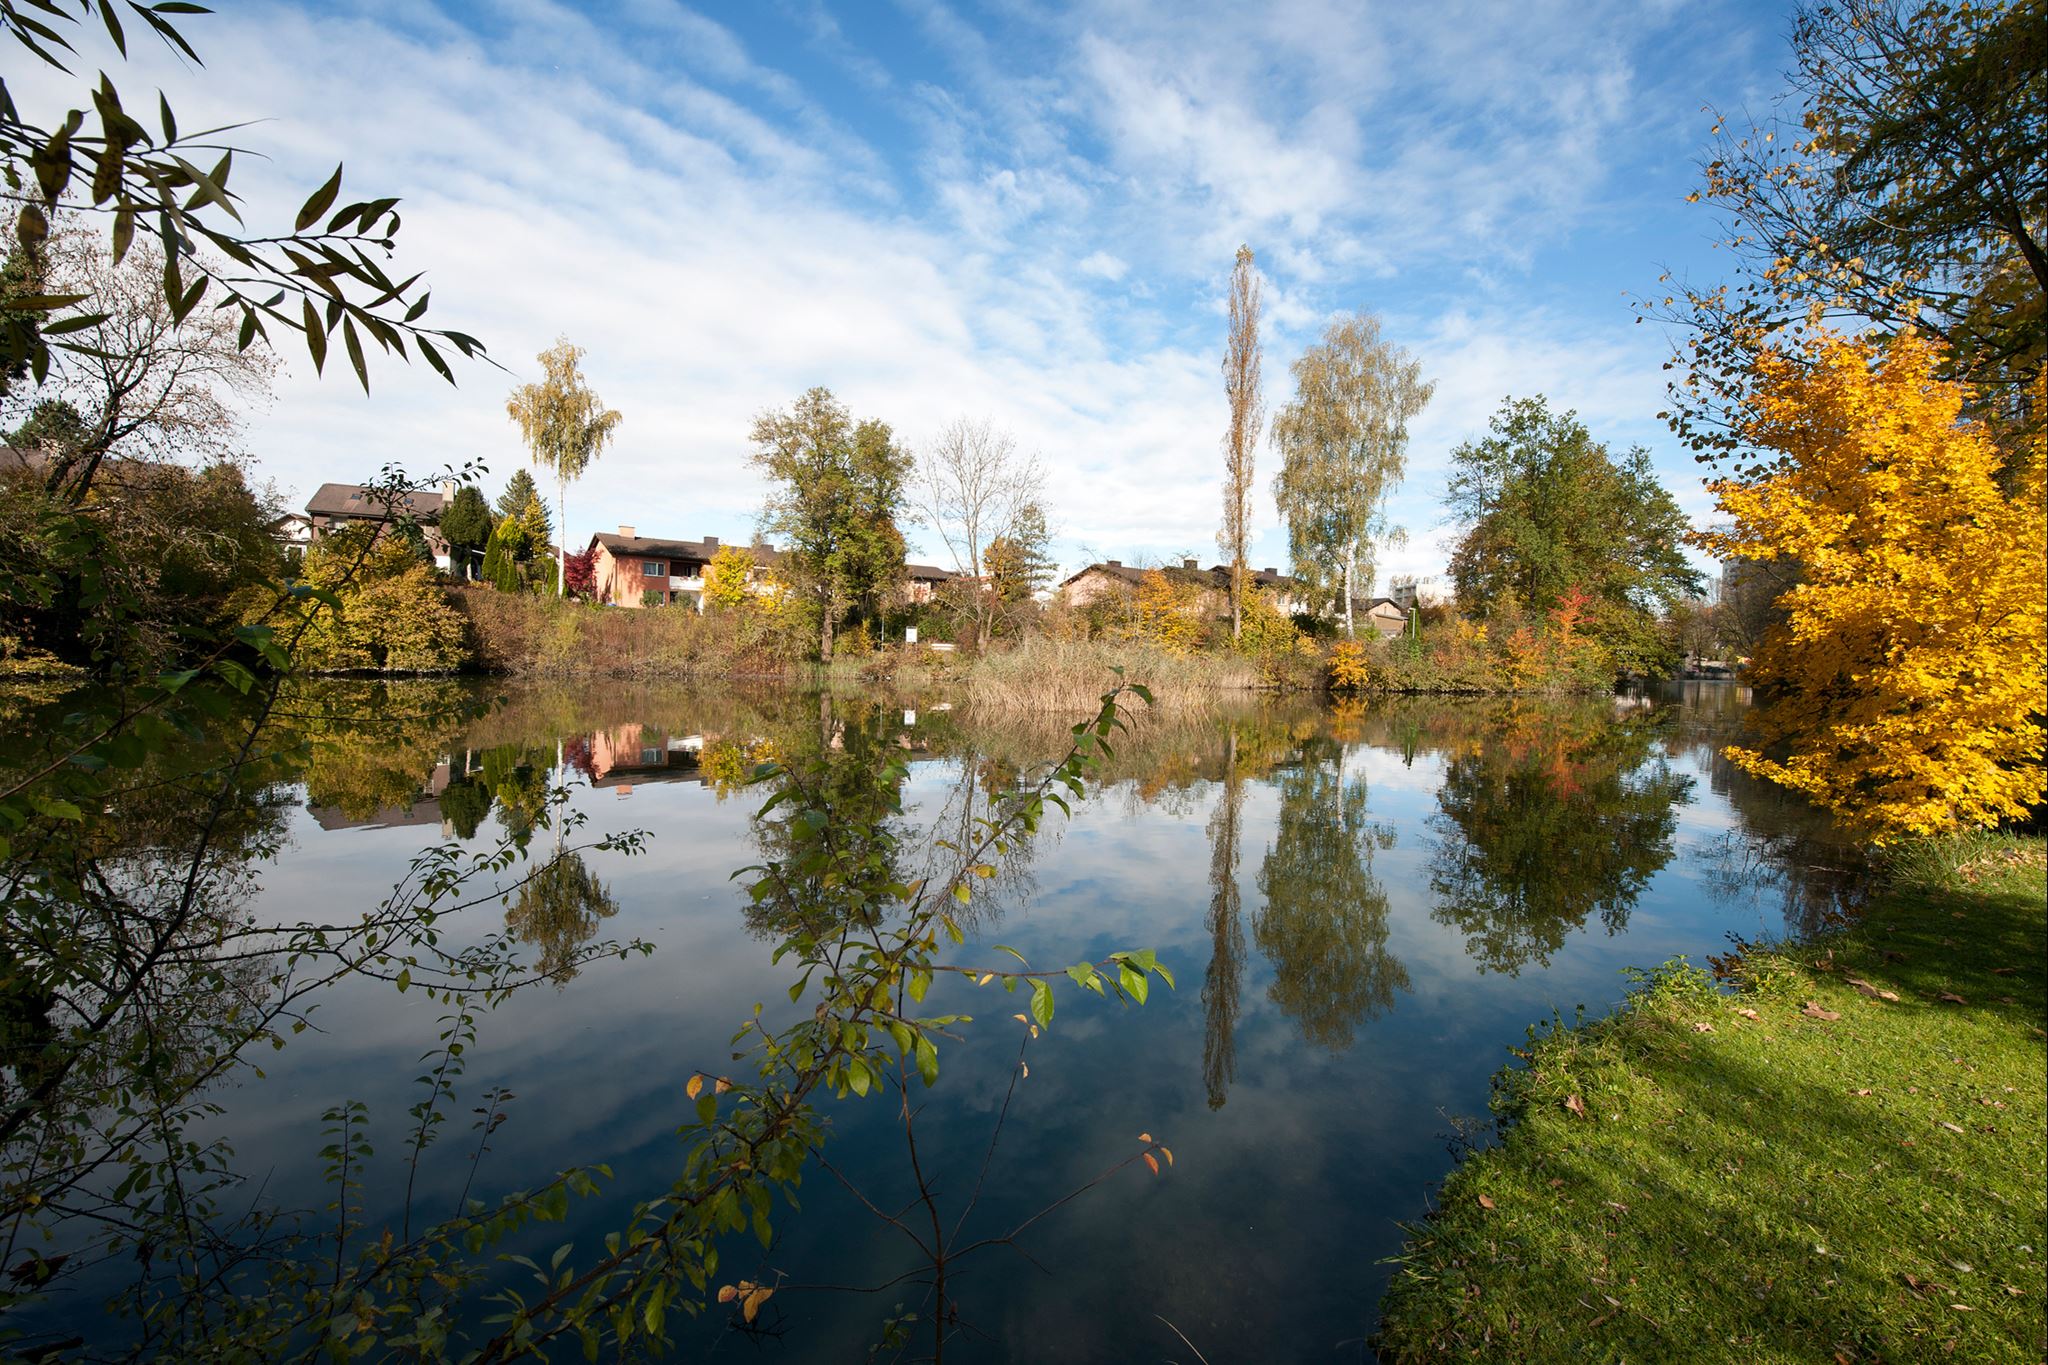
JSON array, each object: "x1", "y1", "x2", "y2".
[
  {"x1": 1990, "y1": 967, "x2": 2017, "y2": 976},
  {"x1": 1020, "y1": 1062, "x2": 1029, "y2": 1078},
  {"x1": 1937, "y1": 1121, "x2": 1965, "y2": 1134},
  {"x1": 1549, "y1": 1177, "x2": 1565, "y2": 1188},
  {"x1": 1936, "y1": 992, "x2": 1966, "y2": 1005},
  {"x1": 1691, "y1": 1022, "x2": 1715, "y2": 1033},
  {"x1": 1142, "y1": 1152, "x2": 1160, "y2": 1175},
  {"x1": 1736, "y1": 1008, "x2": 1761, "y2": 1020},
  {"x1": 1477, "y1": 1193, "x2": 1497, "y2": 1211},
  {"x1": 1845, "y1": 977, "x2": 1885, "y2": 1000},
  {"x1": 1605, "y1": 1201, "x2": 1630, "y2": 1213},
  {"x1": 714, "y1": 1076, "x2": 732, "y2": 1095},
  {"x1": 1850, "y1": 1088, "x2": 1873, "y2": 1096},
  {"x1": 1565, "y1": 1093, "x2": 1588, "y2": 1118},
  {"x1": 1801, "y1": 1001, "x2": 1841, "y2": 1021}
]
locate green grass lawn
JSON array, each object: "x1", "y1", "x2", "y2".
[{"x1": 1376, "y1": 832, "x2": 2047, "y2": 1364}]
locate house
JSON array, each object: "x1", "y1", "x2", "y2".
[
  {"x1": 305, "y1": 481, "x2": 453, "y2": 570},
  {"x1": 1356, "y1": 597, "x2": 1411, "y2": 638},
  {"x1": 586, "y1": 527, "x2": 781, "y2": 609},
  {"x1": 905, "y1": 563, "x2": 961, "y2": 604},
  {"x1": 1057, "y1": 559, "x2": 1307, "y2": 614}
]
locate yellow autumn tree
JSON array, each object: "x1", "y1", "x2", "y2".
[
  {"x1": 1136, "y1": 568, "x2": 1207, "y2": 656},
  {"x1": 1693, "y1": 329, "x2": 2046, "y2": 840},
  {"x1": 702, "y1": 544, "x2": 758, "y2": 613}
]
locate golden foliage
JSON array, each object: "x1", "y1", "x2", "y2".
[
  {"x1": 1327, "y1": 639, "x2": 1374, "y2": 692},
  {"x1": 702, "y1": 544, "x2": 757, "y2": 612},
  {"x1": 1693, "y1": 330, "x2": 2047, "y2": 840},
  {"x1": 1136, "y1": 569, "x2": 1207, "y2": 656}
]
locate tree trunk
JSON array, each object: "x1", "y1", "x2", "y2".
[
  {"x1": 1230, "y1": 563, "x2": 1243, "y2": 642},
  {"x1": 1342, "y1": 553, "x2": 1355, "y2": 639},
  {"x1": 819, "y1": 594, "x2": 835, "y2": 660},
  {"x1": 557, "y1": 478, "x2": 567, "y2": 597}
]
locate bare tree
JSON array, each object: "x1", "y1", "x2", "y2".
[
  {"x1": 912, "y1": 417, "x2": 1046, "y2": 650},
  {"x1": 1220, "y1": 245, "x2": 1264, "y2": 642},
  {"x1": 8, "y1": 224, "x2": 278, "y2": 504}
]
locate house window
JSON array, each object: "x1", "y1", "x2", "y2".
[{"x1": 642, "y1": 560, "x2": 665, "y2": 577}]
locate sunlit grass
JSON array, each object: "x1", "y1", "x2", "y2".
[{"x1": 1377, "y1": 831, "x2": 2047, "y2": 1364}]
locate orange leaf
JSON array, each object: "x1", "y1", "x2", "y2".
[
  {"x1": 1142, "y1": 1153, "x2": 1160, "y2": 1175},
  {"x1": 716, "y1": 1284, "x2": 739, "y2": 1303},
  {"x1": 1137, "y1": 1132, "x2": 1152, "y2": 1144},
  {"x1": 1477, "y1": 1193, "x2": 1496, "y2": 1211}
]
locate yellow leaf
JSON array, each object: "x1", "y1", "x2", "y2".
[
  {"x1": 742, "y1": 1286, "x2": 773, "y2": 1322},
  {"x1": 686, "y1": 1074, "x2": 703, "y2": 1100},
  {"x1": 1137, "y1": 1132, "x2": 1152, "y2": 1143},
  {"x1": 1160, "y1": 1146, "x2": 1173, "y2": 1166}
]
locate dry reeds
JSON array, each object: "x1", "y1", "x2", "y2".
[{"x1": 958, "y1": 636, "x2": 1265, "y2": 713}]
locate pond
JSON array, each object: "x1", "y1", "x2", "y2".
[{"x1": 6, "y1": 678, "x2": 1865, "y2": 1361}]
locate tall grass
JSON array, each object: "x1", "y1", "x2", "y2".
[
  {"x1": 959, "y1": 636, "x2": 1266, "y2": 713},
  {"x1": 450, "y1": 587, "x2": 795, "y2": 678}
]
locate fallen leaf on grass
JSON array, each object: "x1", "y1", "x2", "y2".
[
  {"x1": 1936, "y1": 992, "x2": 1967, "y2": 1005},
  {"x1": 1605, "y1": 1201, "x2": 1630, "y2": 1214},
  {"x1": 1948, "y1": 1303, "x2": 1973, "y2": 1311},
  {"x1": 1478, "y1": 1194, "x2": 1497, "y2": 1211},
  {"x1": 1849, "y1": 1088, "x2": 1873, "y2": 1096},
  {"x1": 1801, "y1": 1002, "x2": 1841, "y2": 1021},
  {"x1": 1990, "y1": 967, "x2": 2017, "y2": 976},
  {"x1": 1846, "y1": 977, "x2": 1900, "y2": 1002},
  {"x1": 1549, "y1": 1178, "x2": 1565, "y2": 1189},
  {"x1": 1736, "y1": 1008, "x2": 1760, "y2": 1020},
  {"x1": 1937, "y1": 1121, "x2": 1965, "y2": 1134},
  {"x1": 1691, "y1": 1022, "x2": 1715, "y2": 1033}
]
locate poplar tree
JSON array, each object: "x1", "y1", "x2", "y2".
[{"x1": 1220, "y1": 246, "x2": 1264, "y2": 641}]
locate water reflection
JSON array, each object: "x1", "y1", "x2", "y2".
[
  {"x1": 0, "y1": 677, "x2": 1877, "y2": 1360},
  {"x1": 1255, "y1": 735, "x2": 1409, "y2": 1049},
  {"x1": 1426, "y1": 701, "x2": 1695, "y2": 974}
]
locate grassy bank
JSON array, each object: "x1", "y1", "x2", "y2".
[
  {"x1": 1377, "y1": 832, "x2": 2048, "y2": 1364},
  {"x1": 451, "y1": 585, "x2": 798, "y2": 677}
]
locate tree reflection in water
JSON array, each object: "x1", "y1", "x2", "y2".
[
  {"x1": 1427, "y1": 702, "x2": 1694, "y2": 974},
  {"x1": 1254, "y1": 735, "x2": 1410, "y2": 1049},
  {"x1": 506, "y1": 849, "x2": 620, "y2": 986}
]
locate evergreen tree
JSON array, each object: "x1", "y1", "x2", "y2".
[{"x1": 439, "y1": 485, "x2": 494, "y2": 582}]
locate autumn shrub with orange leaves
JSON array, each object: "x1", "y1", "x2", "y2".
[{"x1": 1693, "y1": 329, "x2": 2047, "y2": 841}]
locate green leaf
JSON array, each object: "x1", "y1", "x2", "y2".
[
  {"x1": 1029, "y1": 979, "x2": 1054, "y2": 1030},
  {"x1": 342, "y1": 315, "x2": 368, "y2": 391},
  {"x1": 1119, "y1": 961, "x2": 1148, "y2": 1005},
  {"x1": 296, "y1": 163, "x2": 343, "y2": 232}
]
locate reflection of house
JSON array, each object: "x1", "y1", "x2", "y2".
[
  {"x1": 306, "y1": 759, "x2": 453, "y2": 831},
  {"x1": 305, "y1": 481, "x2": 453, "y2": 570},
  {"x1": 587, "y1": 528, "x2": 781, "y2": 610},
  {"x1": 584, "y1": 723, "x2": 707, "y2": 788}
]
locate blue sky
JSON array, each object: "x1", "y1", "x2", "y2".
[{"x1": 26, "y1": 0, "x2": 1799, "y2": 587}]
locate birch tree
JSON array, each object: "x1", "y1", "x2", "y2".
[
  {"x1": 1219, "y1": 245, "x2": 1264, "y2": 641},
  {"x1": 912, "y1": 416, "x2": 1045, "y2": 650},
  {"x1": 1271, "y1": 312, "x2": 1433, "y2": 636},
  {"x1": 506, "y1": 338, "x2": 622, "y2": 595}
]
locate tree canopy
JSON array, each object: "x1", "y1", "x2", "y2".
[
  {"x1": 1271, "y1": 311, "x2": 1432, "y2": 635},
  {"x1": 1446, "y1": 396, "x2": 1701, "y2": 675},
  {"x1": 506, "y1": 338, "x2": 621, "y2": 595},
  {"x1": 1693, "y1": 329, "x2": 2047, "y2": 840},
  {"x1": 751, "y1": 387, "x2": 911, "y2": 657}
]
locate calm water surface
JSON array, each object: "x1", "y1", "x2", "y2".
[{"x1": 36, "y1": 679, "x2": 1865, "y2": 1360}]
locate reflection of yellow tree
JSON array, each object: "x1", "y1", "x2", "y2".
[
  {"x1": 1428, "y1": 706, "x2": 1692, "y2": 974},
  {"x1": 1254, "y1": 738, "x2": 1409, "y2": 1050},
  {"x1": 506, "y1": 851, "x2": 619, "y2": 986}
]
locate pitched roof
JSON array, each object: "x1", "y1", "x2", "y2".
[
  {"x1": 306, "y1": 482, "x2": 446, "y2": 520},
  {"x1": 906, "y1": 563, "x2": 957, "y2": 581},
  {"x1": 1057, "y1": 560, "x2": 1301, "y2": 591},
  {"x1": 588, "y1": 532, "x2": 782, "y2": 564}
]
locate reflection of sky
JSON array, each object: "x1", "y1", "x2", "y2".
[{"x1": 53, "y1": 687, "x2": 1851, "y2": 1361}]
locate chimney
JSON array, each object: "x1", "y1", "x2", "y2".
[
  {"x1": 1182, "y1": 558, "x2": 1198, "y2": 570},
  {"x1": 1105, "y1": 559, "x2": 1122, "y2": 569},
  {"x1": 618, "y1": 524, "x2": 636, "y2": 538},
  {"x1": 702, "y1": 535, "x2": 719, "y2": 551},
  {"x1": 439, "y1": 478, "x2": 456, "y2": 503}
]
